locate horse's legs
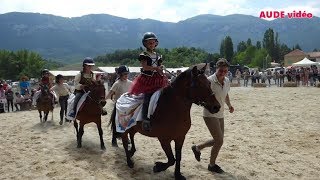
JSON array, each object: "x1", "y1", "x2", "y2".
[
  {"x1": 111, "y1": 129, "x2": 118, "y2": 147},
  {"x1": 74, "y1": 120, "x2": 79, "y2": 144},
  {"x1": 153, "y1": 138, "x2": 175, "y2": 173},
  {"x1": 38, "y1": 110, "x2": 42, "y2": 123},
  {"x1": 174, "y1": 137, "x2": 186, "y2": 180},
  {"x1": 44, "y1": 111, "x2": 49, "y2": 122},
  {"x1": 128, "y1": 130, "x2": 137, "y2": 157},
  {"x1": 76, "y1": 122, "x2": 84, "y2": 148},
  {"x1": 96, "y1": 121, "x2": 106, "y2": 150},
  {"x1": 122, "y1": 132, "x2": 134, "y2": 168},
  {"x1": 111, "y1": 105, "x2": 118, "y2": 147}
]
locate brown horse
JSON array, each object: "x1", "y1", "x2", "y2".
[
  {"x1": 73, "y1": 81, "x2": 107, "y2": 150},
  {"x1": 37, "y1": 85, "x2": 54, "y2": 123},
  {"x1": 110, "y1": 64, "x2": 221, "y2": 179}
]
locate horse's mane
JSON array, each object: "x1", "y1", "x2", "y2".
[
  {"x1": 162, "y1": 63, "x2": 208, "y2": 96},
  {"x1": 162, "y1": 68, "x2": 190, "y2": 96}
]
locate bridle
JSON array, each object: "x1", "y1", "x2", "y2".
[
  {"x1": 170, "y1": 69, "x2": 215, "y2": 107},
  {"x1": 84, "y1": 85, "x2": 106, "y2": 107}
]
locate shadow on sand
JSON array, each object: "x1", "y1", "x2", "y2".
[{"x1": 63, "y1": 138, "x2": 243, "y2": 180}]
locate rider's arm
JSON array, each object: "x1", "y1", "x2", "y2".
[
  {"x1": 74, "y1": 73, "x2": 82, "y2": 90},
  {"x1": 66, "y1": 83, "x2": 72, "y2": 93},
  {"x1": 50, "y1": 85, "x2": 56, "y2": 92},
  {"x1": 106, "y1": 81, "x2": 118, "y2": 100},
  {"x1": 141, "y1": 59, "x2": 156, "y2": 71},
  {"x1": 106, "y1": 90, "x2": 115, "y2": 100},
  {"x1": 92, "y1": 72, "x2": 97, "y2": 81}
]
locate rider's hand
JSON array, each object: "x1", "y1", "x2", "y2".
[
  {"x1": 155, "y1": 66, "x2": 164, "y2": 76},
  {"x1": 80, "y1": 85, "x2": 86, "y2": 89}
]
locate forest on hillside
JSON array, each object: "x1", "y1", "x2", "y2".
[{"x1": 1, "y1": 28, "x2": 318, "y2": 81}]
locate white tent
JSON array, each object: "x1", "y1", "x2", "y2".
[
  {"x1": 49, "y1": 70, "x2": 104, "y2": 77},
  {"x1": 166, "y1": 67, "x2": 189, "y2": 73},
  {"x1": 97, "y1": 66, "x2": 189, "y2": 74},
  {"x1": 270, "y1": 62, "x2": 280, "y2": 67},
  {"x1": 97, "y1": 67, "x2": 141, "y2": 73},
  {"x1": 292, "y1": 57, "x2": 318, "y2": 67}
]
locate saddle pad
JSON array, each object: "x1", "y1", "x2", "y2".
[
  {"x1": 65, "y1": 92, "x2": 89, "y2": 121},
  {"x1": 115, "y1": 89, "x2": 161, "y2": 133}
]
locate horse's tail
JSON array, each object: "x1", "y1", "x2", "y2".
[{"x1": 108, "y1": 104, "x2": 121, "y2": 138}]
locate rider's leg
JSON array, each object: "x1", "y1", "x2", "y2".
[
  {"x1": 70, "y1": 92, "x2": 83, "y2": 117},
  {"x1": 142, "y1": 92, "x2": 153, "y2": 131}
]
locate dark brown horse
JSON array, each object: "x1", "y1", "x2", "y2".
[
  {"x1": 110, "y1": 64, "x2": 221, "y2": 179},
  {"x1": 74, "y1": 81, "x2": 107, "y2": 150},
  {"x1": 37, "y1": 85, "x2": 54, "y2": 123}
]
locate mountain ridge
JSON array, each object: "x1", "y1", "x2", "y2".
[{"x1": 1, "y1": 12, "x2": 319, "y2": 63}]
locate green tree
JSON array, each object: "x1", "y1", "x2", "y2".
[
  {"x1": 247, "y1": 38, "x2": 252, "y2": 46},
  {"x1": 256, "y1": 41, "x2": 261, "y2": 49},
  {"x1": 279, "y1": 44, "x2": 291, "y2": 62},
  {"x1": 0, "y1": 49, "x2": 47, "y2": 80},
  {"x1": 223, "y1": 36, "x2": 234, "y2": 62},
  {"x1": 263, "y1": 28, "x2": 275, "y2": 59},
  {"x1": 294, "y1": 44, "x2": 302, "y2": 50},
  {"x1": 237, "y1": 41, "x2": 247, "y2": 52},
  {"x1": 219, "y1": 39, "x2": 225, "y2": 57}
]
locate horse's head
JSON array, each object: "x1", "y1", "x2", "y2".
[
  {"x1": 173, "y1": 64, "x2": 220, "y2": 114},
  {"x1": 87, "y1": 81, "x2": 106, "y2": 107},
  {"x1": 40, "y1": 85, "x2": 49, "y2": 95}
]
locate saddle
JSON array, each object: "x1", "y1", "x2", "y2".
[
  {"x1": 115, "y1": 90, "x2": 162, "y2": 133},
  {"x1": 66, "y1": 93, "x2": 89, "y2": 121}
]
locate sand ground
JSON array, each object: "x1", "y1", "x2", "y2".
[{"x1": 0, "y1": 87, "x2": 319, "y2": 180}]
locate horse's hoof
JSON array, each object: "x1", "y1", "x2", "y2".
[
  {"x1": 112, "y1": 141, "x2": 118, "y2": 147},
  {"x1": 153, "y1": 162, "x2": 167, "y2": 173},
  {"x1": 77, "y1": 144, "x2": 82, "y2": 148},
  {"x1": 174, "y1": 173, "x2": 186, "y2": 180},
  {"x1": 127, "y1": 160, "x2": 134, "y2": 168},
  {"x1": 101, "y1": 146, "x2": 106, "y2": 150}
]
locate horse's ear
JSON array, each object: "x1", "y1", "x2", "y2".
[
  {"x1": 199, "y1": 63, "x2": 207, "y2": 74},
  {"x1": 192, "y1": 66, "x2": 199, "y2": 76}
]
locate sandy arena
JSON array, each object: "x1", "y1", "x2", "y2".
[{"x1": 0, "y1": 87, "x2": 319, "y2": 180}]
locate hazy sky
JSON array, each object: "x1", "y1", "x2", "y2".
[{"x1": 0, "y1": 0, "x2": 319, "y2": 22}]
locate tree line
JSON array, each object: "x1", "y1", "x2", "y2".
[
  {"x1": 1, "y1": 28, "x2": 317, "y2": 81},
  {"x1": 96, "y1": 28, "x2": 314, "y2": 69},
  {"x1": 0, "y1": 49, "x2": 63, "y2": 81}
]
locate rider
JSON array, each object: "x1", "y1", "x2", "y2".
[
  {"x1": 32, "y1": 69, "x2": 56, "y2": 106},
  {"x1": 39, "y1": 69, "x2": 53, "y2": 89},
  {"x1": 129, "y1": 32, "x2": 168, "y2": 131},
  {"x1": 106, "y1": 65, "x2": 132, "y2": 101},
  {"x1": 69, "y1": 57, "x2": 107, "y2": 118}
]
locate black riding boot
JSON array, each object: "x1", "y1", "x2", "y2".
[{"x1": 142, "y1": 93, "x2": 152, "y2": 131}]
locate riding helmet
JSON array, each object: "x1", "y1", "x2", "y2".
[
  {"x1": 83, "y1": 57, "x2": 95, "y2": 66},
  {"x1": 55, "y1": 74, "x2": 64, "y2": 83},
  {"x1": 142, "y1": 32, "x2": 158, "y2": 48},
  {"x1": 117, "y1": 65, "x2": 130, "y2": 75},
  {"x1": 42, "y1": 69, "x2": 49, "y2": 75}
]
